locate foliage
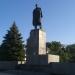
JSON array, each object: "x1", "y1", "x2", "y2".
[
  {"x1": 46, "y1": 41, "x2": 62, "y2": 55},
  {"x1": 0, "y1": 22, "x2": 25, "y2": 61},
  {"x1": 0, "y1": 22, "x2": 75, "y2": 62},
  {"x1": 46, "y1": 41, "x2": 72, "y2": 62},
  {"x1": 66, "y1": 44, "x2": 75, "y2": 62},
  {"x1": 60, "y1": 48, "x2": 72, "y2": 62}
]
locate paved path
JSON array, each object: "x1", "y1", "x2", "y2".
[
  {"x1": 0, "y1": 73, "x2": 14, "y2": 75},
  {"x1": 0, "y1": 70, "x2": 48, "y2": 75}
]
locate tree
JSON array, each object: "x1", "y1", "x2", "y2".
[
  {"x1": 60, "y1": 47, "x2": 72, "y2": 62},
  {"x1": 0, "y1": 22, "x2": 25, "y2": 61},
  {"x1": 66, "y1": 44, "x2": 75, "y2": 62},
  {"x1": 46, "y1": 41, "x2": 62, "y2": 55},
  {"x1": 46, "y1": 41, "x2": 70, "y2": 62}
]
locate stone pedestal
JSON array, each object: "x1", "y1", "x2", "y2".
[
  {"x1": 26, "y1": 29, "x2": 46, "y2": 64},
  {"x1": 26, "y1": 29, "x2": 60, "y2": 65}
]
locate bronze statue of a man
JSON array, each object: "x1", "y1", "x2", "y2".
[{"x1": 33, "y1": 4, "x2": 43, "y2": 29}]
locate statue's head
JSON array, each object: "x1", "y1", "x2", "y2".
[{"x1": 35, "y1": 4, "x2": 38, "y2": 8}]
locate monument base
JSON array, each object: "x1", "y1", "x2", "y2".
[
  {"x1": 26, "y1": 29, "x2": 46, "y2": 64},
  {"x1": 26, "y1": 29, "x2": 59, "y2": 65}
]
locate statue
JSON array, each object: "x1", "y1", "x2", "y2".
[{"x1": 33, "y1": 4, "x2": 43, "y2": 29}]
